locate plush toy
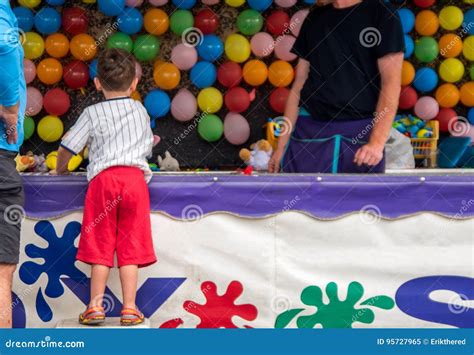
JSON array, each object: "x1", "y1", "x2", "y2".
[
  {"x1": 239, "y1": 139, "x2": 273, "y2": 171},
  {"x1": 157, "y1": 151, "x2": 180, "y2": 171},
  {"x1": 33, "y1": 153, "x2": 48, "y2": 173},
  {"x1": 15, "y1": 153, "x2": 35, "y2": 172}
]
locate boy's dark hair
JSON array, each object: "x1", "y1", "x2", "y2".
[{"x1": 96, "y1": 48, "x2": 136, "y2": 91}]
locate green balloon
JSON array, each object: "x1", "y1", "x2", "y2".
[
  {"x1": 414, "y1": 37, "x2": 439, "y2": 63},
  {"x1": 198, "y1": 114, "x2": 223, "y2": 143},
  {"x1": 107, "y1": 32, "x2": 133, "y2": 53},
  {"x1": 23, "y1": 115, "x2": 35, "y2": 140},
  {"x1": 133, "y1": 35, "x2": 160, "y2": 62},
  {"x1": 170, "y1": 10, "x2": 194, "y2": 36},
  {"x1": 237, "y1": 9, "x2": 263, "y2": 36},
  {"x1": 470, "y1": 64, "x2": 474, "y2": 81}
]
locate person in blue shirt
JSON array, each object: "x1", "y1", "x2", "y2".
[{"x1": 0, "y1": 0, "x2": 26, "y2": 328}]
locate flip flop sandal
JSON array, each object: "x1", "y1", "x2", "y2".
[
  {"x1": 120, "y1": 308, "x2": 145, "y2": 326},
  {"x1": 79, "y1": 306, "x2": 106, "y2": 325}
]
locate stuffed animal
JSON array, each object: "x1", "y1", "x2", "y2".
[
  {"x1": 239, "y1": 139, "x2": 273, "y2": 171},
  {"x1": 157, "y1": 151, "x2": 180, "y2": 171},
  {"x1": 33, "y1": 154, "x2": 48, "y2": 173},
  {"x1": 15, "y1": 153, "x2": 35, "y2": 172}
]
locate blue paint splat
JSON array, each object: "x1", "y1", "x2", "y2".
[
  {"x1": 11, "y1": 292, "x2": 26, "y2": 328},
  {"x1": 36, "y1": 288, "x2": 53, "y2": 322},
  {"x1": 19, "y1": 221, "x2": 87, "y2": 298}
]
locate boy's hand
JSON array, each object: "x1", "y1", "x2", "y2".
[
  {"x1": 49, "y1": 169, "x2": 58, "y2": 175},
  {"x1": 1, "y1": 104, "x2": 19, "y2": 144}
]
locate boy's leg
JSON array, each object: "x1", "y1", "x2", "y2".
[
  {"x1": 89, "y1": 264, "x2": 110, "y2": 308},
  {"x1": 0, "y1": 264, "x2": 16, "y2": 327},
  {"x1": 119, "y1": 265, "x2": 138, "y2": 309}
]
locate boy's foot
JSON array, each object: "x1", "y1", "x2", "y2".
[
  {"x1": 120, "y1": 308, "x2": 145, "y2": 326},
  {"x1": 78, "y1": 306, "x2": 106, "y2": 325}
]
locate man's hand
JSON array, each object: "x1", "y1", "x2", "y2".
[
  {"x1": 268, "y1": 148, "x2": 284, "y2": 173},
  {"x1": 0, "y1": 104, "x2": 19, "y2": 145},
  {"x1": 354, "y1": 143, "x2": 384, "y2": 167}
]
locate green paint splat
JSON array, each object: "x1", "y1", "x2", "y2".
[{"x1": 274, "y1": 281, "x2": 395, "y2": 329}]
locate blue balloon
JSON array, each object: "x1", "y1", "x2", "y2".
[
  {"x1": 398, "y1": 8, "x2": 415, "y2": 34},
  {"x1": 89, "y1": 59, "x2": 98, "y2": 80},
  {"x1": 413, "y1": 67, "x2": 438, "y2": 93},
  {"x1": 34, "y1": 7, "x2": 61, "y2": 35},
  {"x1": 248, "y1": 0, "x2": 272, "y2": 11},
  {"x1": 46, "y1": 0, "x2": 66, "y2": 5},
  {"x1": 403, "y1": 35, "x2": 414, "y2": 59},
  {"x1": 98, "y1": 0, "x2": 126, "y2": 17},
  {"x1": 468, "y1": 108, "x2": 474, "y2": 125},
  {"x1": 197, "y1": 35, "x2": 223, "y2": 62},
  {"x1": 172, "y1": 0, "x2": 196, "y2": 9},
  {"x1": 464, "y1": 9, "x2": 474, "y2": 36},
  {"x1": 190, "y1": 61, "x2": 217, "y2": 88},
  {"x1": 118, "y1": 7, "x2": 143, "y2": 35},
  {"x1": 13, "y1": 7, "x2": 34, "y2": 32},
  {"x1": 145, "y1": 90, "x2": 171, "y2": 119}
]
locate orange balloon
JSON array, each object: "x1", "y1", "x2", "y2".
[
  {"x1": 268, "y1": 60, "x2": 294, "y2": 88},
  {"x1": 45, "y1": 33, "x2": 70, "y2": 58},
  {"x1": 131, "y1": 90, "x2": 142, "y2": 102},
  {"x1": 153, "y1": 62, "x2": 181, "y2": 90},
  {"x1": 144, "y1": 9, "x2": 169, "y2": 36},
  {"x1": 70, "y1": 34, "x2": 97, "y2": 61},
  {"x1": 401, "y1": 60, "x2": 415, "y2": 86},
  {"x1": 415, "y1": 10, "x2": 439, "y2": 36},
  {"x1": 37, "y1": 58, "x2": 63, "y2": 85},
  {"x1": 435, "y1": 83, "x2": 460, "y2": 108},
  {"x1": 243, "y1": 59, "x2": 268, "y2": 86},
  {"x1": 439, "y1": 33, "x2": 463, "y2": 58},
  {"x1": 460, "y1": 82, "x2": 474, "y2": 107}
]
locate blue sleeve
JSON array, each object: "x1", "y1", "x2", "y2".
[{"x1": 0, "y1": 10, "x2": 21, "y2": 107}]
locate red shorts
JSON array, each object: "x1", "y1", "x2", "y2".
[{"x1": 76, "y1": 166, "x2": 157, "y2": 268}]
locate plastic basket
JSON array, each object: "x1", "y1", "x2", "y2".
[{"x1": 410, "y1": 120, "x2": 439, "y2": 168}]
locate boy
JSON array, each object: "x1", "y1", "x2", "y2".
[{"x1": 54, "y1": 48, "x2": 156, "y2": 326}]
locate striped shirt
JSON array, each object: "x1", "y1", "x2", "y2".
[{"x1": 61, "y1": 97, "x2": 153, "y2": 182}]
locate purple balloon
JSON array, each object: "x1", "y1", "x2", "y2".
[
  {"x1": 24, "y1": 59, "x2": 36, "y2": 84},
  {"x1": 251, "y1": 32, "x2": 275, "y2": 58},
  {"x1": 290, "y1": 9, "x2": 309, "y2": 37},
  {"x1": 171, "y1": 88, "x2": 197, "y2": 122},
  {"x1": 149, "y1": 0, "x2": 168, "y2": 5},
  {"x1": 274, "y1": 35, "x2": 297, "y2": 61},
  {"x1": 26, "y1": 86, "x2": 43, "y2": 116},
  {"x1": 414, "y1": 96, "x2": 439, "y2": 121},
  {"x1": 202, "y1": 0, "x2": 219, "y2": 3},
  {"x1": 171, "y1": 44, "x2": 198, "y2": 71},
  {"x1": 224, "y1": 112, "x2": 250, "y2": 145}
]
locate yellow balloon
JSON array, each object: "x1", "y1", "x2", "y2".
[
  {"x1": 439, "y1": 6, "x2": 463, "y2": 30},
  {"x1": 18, "y1": 0, "x2": 41, "y2": 8},
  {"x1": 22, "y1": 32, "x2": 45, "y2": 60},
  {"x1": 82, "y1": 0, "x2": 96, "y2": 3},
  {"x1": 439, "y1": 58, "x2": 465, "y2": 83},
  {"x1": 68, "y1": 154, "x2": 83, "y2": 171},
  {"x1": 225, "y1": 34, "x2": 251, "y2": 63},
  {"x1": 463, "y1": 36, "x2": 474, "y2": 61},
  {"x1": 197, "y1": 87, "x2": 223, "y2": 114},
  {"x1": 46, "y1": 151, "x2": 57, "y2": 170},
  {"x1": 38, "y1": 115, "x2": 64, "y2": 143},
  {"x1": 225, "y1": 0, "x2": 245, "y2": 6}
]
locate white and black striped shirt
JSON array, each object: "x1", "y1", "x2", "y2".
[{"x1": 61, "y1": 97, "x2": 153, "y2": 182}]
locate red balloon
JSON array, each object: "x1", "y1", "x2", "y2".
[
  {"x1": 62, "y1": 7, "x2": 88, "y2": 35},
  {"x1": 63, "y1": 60, "x2": 89, "y2": 89},
  {"x1": 43, "y1": 88, "x2": 71, "y2": 116},
  {"x1": 267, "y1": 10, "x2": 290, "y2": 36},
  {"x1": 413, "y1": 0, "x2": 435, "y2": 8},
  {"x1": 269, "y1": 87, "x2": 290, "y2": 114},
  {"x1": 218, "y1": 62, "x2": 242, "y2": 88},
  {"x1": 195, "y1": 9, "x2": 219, "y2": 35},
  {"x1": 225, "y1": 87, "x2": 250, "y2": 113},
  {"x1": 435, "y1": 108, "x2": 457, "y2": 132},
  {"x1": 399, "y1": 86, "x2": 418, "y2": 110}
]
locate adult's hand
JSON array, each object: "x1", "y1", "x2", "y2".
[
  {"x1": 354, "y1": 143, "x2": 384, "y2": 167},
  {"x1": 0, "y1": 104, "x2": 19, "y2": 145},
  {"x1": 268, "y1": 148, "x2": 284, "y2": 173}
]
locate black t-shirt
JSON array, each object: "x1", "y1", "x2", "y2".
[{"x1": 291, "y1": 0, "x2": 404, "y2": 121}]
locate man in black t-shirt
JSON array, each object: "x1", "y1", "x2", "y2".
[{"x1": 268, "y1": 0, "x2": 404, "y2": 173}]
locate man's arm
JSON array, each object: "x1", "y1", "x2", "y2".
[
  {"x1": 354, "y1": 52, "x2": 403, "y2": 167},
  {"x1": 268, "y1": 58, "x2": 310, "y2": 173}
]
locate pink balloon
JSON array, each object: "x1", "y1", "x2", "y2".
[
  {"x1": 171, "y1": 44, "x2": 198, "y2": 71},
  {"x1": 202, "y1": 0, "x2": 219, "y2": 4},
  {"x1": 224, "y1": 112, "x2": 250, "y2": 145},
  {"x1": 275, "y1": 0, "x2": 297, "y2": 7},
  {"x1": 171, "y1": 89, "x2": 197, "y2": 122},
  {"x1": 290, "y1": 9, "x2": 309, "y2": 37},
  {"x1": 274, "y1": 35, "x2": 297, "y2": 61},
  {"x1": 135, "y1": 61, "x2": 142, "y2": 81},
  {"x1": 414, "y1": 96, "x2": 439, "y2": 121},
  {"x1": 26, "y1": 86, "x2": 43, "y2": 116},
  {"x1": 149, "y1": 0, "x2": 168, "y2": 5},
  {"x1": 250, "y1": 32, "x2": 275, "y2": 58},
  {"x1": 23, "y1": 59, "x2": 36, "y2": 84},
  {"x1": 126, "y1": 0, "x2": 144, "y2": 6}
]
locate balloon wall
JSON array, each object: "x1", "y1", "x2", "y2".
[{"x1": 15, "y1": 0, "x2": 474, "y2": 169}]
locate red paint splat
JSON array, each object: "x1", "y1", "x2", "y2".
[
  {"x1": 183, "y1": 281, "x2": 258, "y2": 328},
  {"x1": 159, "y1": 318, "x2": 183, "y2": 328}
]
